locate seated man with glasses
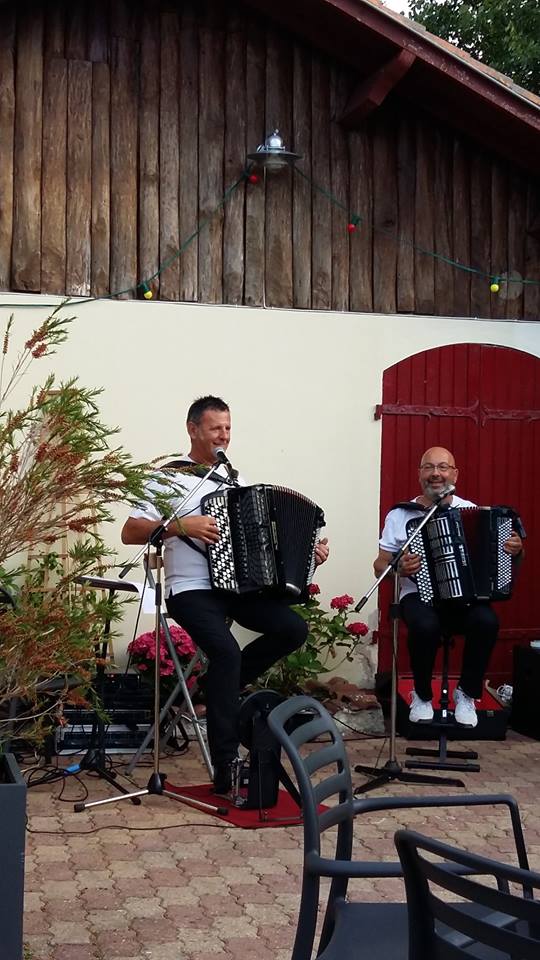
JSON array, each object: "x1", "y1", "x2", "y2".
[{"x1": 373, "y1": 446, "x2": 524, "y2": 727}]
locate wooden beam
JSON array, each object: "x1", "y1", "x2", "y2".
[{"x1": 340, "y1": 48, "x2": 415, "y2": 126}]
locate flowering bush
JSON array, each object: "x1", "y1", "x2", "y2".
[
  {"x1": 0, "y1": 305, "x2": 174, "y2": 749},
  {"x1": 260, "y1": 585, "x2": 371, "y2": 697},
  {"x1": 128, "y1": 625, "x2": 199, "y2": 692}
]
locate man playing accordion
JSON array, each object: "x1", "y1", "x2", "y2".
[
  {"x1": 374, "y1": 447, "x2": 523, "y2": 728},
  {"x1": 122, "y1": 395, "x2": 329, "y2": 795}
]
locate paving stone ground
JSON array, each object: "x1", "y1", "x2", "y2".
[{"x1": 24, "y1": 727, "x2": 540, "y2": 960}]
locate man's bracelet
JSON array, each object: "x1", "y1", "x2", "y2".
[{"x1": 174, "y1": 518, "x2": 188, "y2": 537}]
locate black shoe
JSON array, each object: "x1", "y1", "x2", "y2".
[{"x1": 213, "y1": 762, "x2": 233, "y2": 795}]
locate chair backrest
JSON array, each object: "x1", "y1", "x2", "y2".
[
  {"x1": 395, "y1": 828, "x2": 540, "y2": 959},
  {"x1": 268, "y1": 694, "x2": 356, "y2": 859}
]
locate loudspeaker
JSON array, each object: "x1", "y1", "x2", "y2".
[
  {"x1": 238, "y1": 691, "x2": 284, "y2": 810},
  {"x1": 511, "y1": 646, "x2": 540, "y2": 739}
]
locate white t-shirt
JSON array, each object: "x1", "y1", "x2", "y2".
[
  {"x1": 379, "y1": 494, "x2": 476, "y2": 599},
  {"x1": 130, "y1": 458, "x2": 246, "y2": 597}
]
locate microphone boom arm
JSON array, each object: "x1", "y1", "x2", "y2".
[{"x1": 354, "y1": 486, "x2": 455, "y2": 611}]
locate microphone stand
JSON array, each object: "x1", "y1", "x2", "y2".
[
  {"x1": 75, "y1": 460, "x2": 230, "y2": 816},
  {"x1": 354, "y1": 491, "x2": 466, "y2": 794}
]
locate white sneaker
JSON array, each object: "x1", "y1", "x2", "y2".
[
  {"x1": 409, "y1": 690, "x2": 434, "y2": 723},
  {"x1": 453, "y1": 687, "x2": 478, "y2": 727}
]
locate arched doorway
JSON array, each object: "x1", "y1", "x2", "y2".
[{"x1": 377, "y1": 342, "x2": 540, "y2": 684}]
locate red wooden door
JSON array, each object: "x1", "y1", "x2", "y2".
[{"x1": 377, "y1": 343, "x2": 540, "y2": 684}]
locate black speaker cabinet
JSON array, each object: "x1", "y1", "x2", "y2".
[{"x1": 511, "y1": 645, "x2": 540, "y2": 739}]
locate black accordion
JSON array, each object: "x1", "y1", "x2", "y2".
[
  {"x1": 200, "y1": 484, "x2": 325, "y2": 596},
  {"x1": 406, "y1": 506, "x2": 520, "y2": 605}
]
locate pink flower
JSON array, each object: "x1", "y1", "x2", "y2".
[
  {"x1": 128, "y1": 624, "x2": 197, "y2": 678},
  {"x1": 308, "y1": 583, "x2": 320, "y2": 596},
  {"x1": 346, "y1": 621, "x2": 368, "y2": 637},
  {"x1": 330, "y1": 594, "x2": 354, "y2": 611}
]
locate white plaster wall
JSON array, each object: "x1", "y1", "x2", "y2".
[{"x1": 2, "y1": 294, "x2": 539, "y2": 677}]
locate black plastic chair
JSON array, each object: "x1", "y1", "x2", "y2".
[
  {"x1": 267, "y1": 695, "x2": 530, "y2": 960},
  {"x1": 395, "y1": 828, "x2": 540, "y2": 958}
]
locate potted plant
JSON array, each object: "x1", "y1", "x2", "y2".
[
  {"x1": 259, "y1": 584, "x2": 374, "y2": 700},
  {"x1": 128, "y1": 624, "x2": 200, "y2": 695},
  {"x1": 0, "y1": 304, "x2": 172, "y2": 958}
]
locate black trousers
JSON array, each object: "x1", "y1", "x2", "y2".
[
  {"x1": 166, "y1": 589, "x2": 308, "y2": 766},
  {"x1": 400, "y1": 594, "x2": 499, "y2": 702}
]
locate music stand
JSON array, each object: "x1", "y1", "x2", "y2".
[
  {"x1": 72, "y1": 575, "x2": 143, "y2": 806},
  {"x1": 354, "y1": 490, "x2": 466, "y2": 794}
]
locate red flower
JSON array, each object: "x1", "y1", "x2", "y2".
[
  {"x1": 346, "y1": 621, "x2": 368, "y2": 637},
  {"x1": 330, "y1": 594, "x2": 354, "y2": 611},
  {"x1": 308, "y1": 583, "x2": 320, "y2": 596}
]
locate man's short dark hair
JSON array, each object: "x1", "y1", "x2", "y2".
[{"x1": 186, "y1": 396, "x2": 229, "y2": 425}]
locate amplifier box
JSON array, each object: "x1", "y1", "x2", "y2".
[
  {"x1": 397, "y1": 675, "x2": 508, "y2": 741},
  {"x1": 55, "y1": 723, "x2": 151, "y2": 755},
  {"x1": 511, "y1": 646, "x2": 540, "y2": 739}
]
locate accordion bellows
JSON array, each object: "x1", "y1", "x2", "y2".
[
  {"x1": 406, "y1": 506, "x2": 517, "y2": 604},
  {"x1": 201, "y1": 484, "x2": 325, "y2": 596}
]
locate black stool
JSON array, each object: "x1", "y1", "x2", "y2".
[{"x1": 405, "y1": 633, "x2": 480, "y2": 775}]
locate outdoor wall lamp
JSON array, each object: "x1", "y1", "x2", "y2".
[{"x1": 247, "y1": 129, "x2": 302, "y2": 172}]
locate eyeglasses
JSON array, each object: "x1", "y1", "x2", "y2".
[{"x1": 420, "y1": 462, "x2": 456, "y2": 472}]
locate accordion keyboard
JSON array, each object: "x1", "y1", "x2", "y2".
[{"x1": 204, "y1": 492, "x2": 238, "y2": 592}]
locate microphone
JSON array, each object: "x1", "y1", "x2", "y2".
[
  {"x1": 431, "y1": 483, "x2": 455, "y2": 504},
  {"x1": 213, "y1": 447, "x2": 239, "y2": 482}
]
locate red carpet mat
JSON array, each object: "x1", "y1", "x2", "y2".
[{"x1": 164, "y1": 780, "x2": 306, "y2": 827}]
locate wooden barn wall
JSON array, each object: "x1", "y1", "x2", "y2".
[{"x1": 0, "y1": 0, "x2": 539, "y2": 319}]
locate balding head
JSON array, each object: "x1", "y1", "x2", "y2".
[
  {"x1": 419, "y1": 447, "x2": 455, "y2": 469},
  {"x1": 418, "y1": 447, "x2": 458, "y2": 502}
]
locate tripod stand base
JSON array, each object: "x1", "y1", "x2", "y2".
[
  {"x1": 354, "y1": 760, "x2": 465, "y2": 795},
  {"x1": 73, "y1": 751, "x2": 142, "y2": 811},
  {"x1": 75, "y1": 769, "x2": 229, "y2": 816}
]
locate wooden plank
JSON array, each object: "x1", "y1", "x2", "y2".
[
  {"x1": 65, "y1": 0, "x2": 87, "y2": 60},
  {"x1": 490, "y1": 161, "x2": 508, "y2": 321},
  {"x1": 110, "y1": 37, "x2": 138, "y2": 298},
  {"x1": 414, "y1": 118, "x2": 435, "y2": 316},
  {"x1": 138, "y1": 2, "x2": 159, "y2": 300},
  {"x1": 41, "y1": 57, "x2": 67, "y2": 294},
  {"x1": 223, "y1": 8, "x2": 246, "y2": 305},
  {"x1": 44, "y1": 0, "x2": 65, "y2": 59},
  {"x1": 524, "y1": 180, "x2": 540, "y2": 321},
  {"x1": 330, "y1": 66, "x2": 349, "y2": 311},
  {"x1": 433, "y1": 129, "x2": 454, "y2": 317},
  {"x1": 292, "y1": 43, "x2": 311, "y2": 309},
  {"x1": 396, "y1": 113, "x2": 415, "y2": 313},
  {"x1": 264, "y1": 24, "x2": 293, "y2": 308},
  {"x1": 452, "y1": 137, "x2": 471, "y2": 317},
  {"x1": 0, "y1": 8, "x2": 15, "y2": 290},
  {"x1": 506, "y1": 172, "x2": 526, "y2": 319},
  {"x1": 372, "y1": 109, "x2": 397, "y2": 314},
  {"x1": 311, "y1": 56, "x2": 331, "y2": 310},
  {"x1": 179, "y1": 0, "x2": 199, "y2": 302},
  {"x1": 66, "y1": 60, "x2": 92, "y2": 297},
  {"x1": 111, "y1": 0, "x2": 137, "y2": 41},
  {"x1": 348, "y1": 124, "x2": 372, "y2": 313},
  {"x1": 198, "y1": 3, "x2": 225, "y2": 304},
  {"x1": 12, "y1": 9, "x2": 43, "y2": 292},
  {"x1": 340, "y1": 49, "x2": 415, "y2": 126},
  {"x1": 159, "y1": 8, "x2": 180, "y2": 302},
  {"x1": 91, "y1": 61, "x2": 110, "y2": 297},
  {"x1": 87, "y1": 0, "x2": 109, "y2": 62},
  {"x1": 244, "y1": 13, "x2": 266, "y2": 306},
  {"x1": 469, "y1": 152, "x2": 491, "y2": 319}
]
